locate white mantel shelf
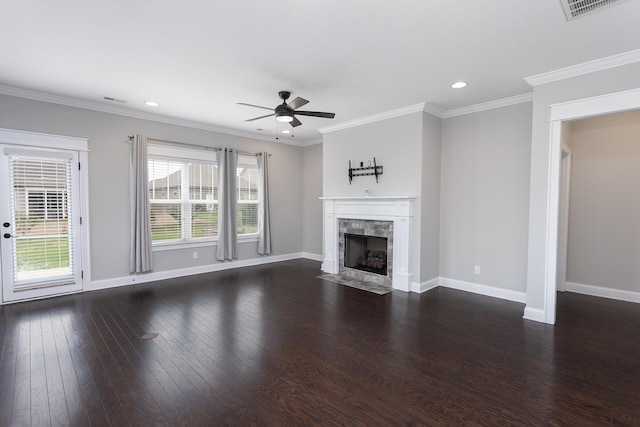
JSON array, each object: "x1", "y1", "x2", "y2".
[{"x1": 321, "y1": 196, "x2": 415, "y2": 292}]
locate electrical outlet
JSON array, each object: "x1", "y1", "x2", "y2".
[
  {"x1": 193, "y1": 251, "x2": 198, "y2": 259},
  {"x1": 474, "y1": 265, "x2": 481, "y2": 275}
]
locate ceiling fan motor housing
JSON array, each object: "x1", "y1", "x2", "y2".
[
  {"x1": 275, "y1": 104, "x2": 293, "y2": 118},
  {"x1": 278, "y1": 91, "x2": 291, "y2": 101}
]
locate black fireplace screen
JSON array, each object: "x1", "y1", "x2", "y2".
[{"x1": 344, "y1": 233, "x2": 388, "y2": 276}]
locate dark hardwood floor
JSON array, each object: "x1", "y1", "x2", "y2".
[{"x1": 1, "y1": 259, "x2": 639, "y2": 426}]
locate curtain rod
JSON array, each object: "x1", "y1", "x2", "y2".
[{"x1": 127, "y1": 135, "x2": 269, "y2": 157}]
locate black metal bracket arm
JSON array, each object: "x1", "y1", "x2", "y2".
[{"x1": 348, "y1": 157, "x2": 383, "y2": 184}]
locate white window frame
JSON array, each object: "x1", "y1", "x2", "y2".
[
  {"x1": 148, "y1": 144, "x2": 260, "y2": 251},
  {"x1": 148, "y1": 144, "x2": 217, "y2": 249}
]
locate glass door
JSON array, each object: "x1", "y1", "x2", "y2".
[{"x1": 0, "y1": 145, "x2": 83, "y2": 302}]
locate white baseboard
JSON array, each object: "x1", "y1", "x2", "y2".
[
  {"x1": 411, "y1": 277, "x2": 440, "y2": 293},
  {"x1": 300, "y1": 252, "x2": 323, "y2": 262},
  {"x1": 439, "y1": 277, "x2": 527, "y2": 303},
  {"x1": 523, "y1": 306, "x2": 546, "y2": 323},
  {"x1": 89, "y1": 253, "x2": 307, "y2": 291},
  {"x1": 565, "y1": 281, "x2": 640, "y2": 304}
]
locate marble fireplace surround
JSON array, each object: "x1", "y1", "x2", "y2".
[{"x1": 321, "y1": 197, "x2": 414, "y2": 292}]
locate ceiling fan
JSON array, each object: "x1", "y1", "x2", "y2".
[{"x1": 238, "y1": 91, "x2": 335, "y2": 127}]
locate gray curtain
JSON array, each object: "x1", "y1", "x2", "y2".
[
  {"x1": 216, "y1": 148, "x2": 238, "y2": 261},
  {"x1": 257, "y1": 152, "x2": 272, "y2": 255},
  {"x1": 129, "y1": 134, "x2": 153, "y2": 273}
]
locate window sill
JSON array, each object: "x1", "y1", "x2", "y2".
[{"x1": 152, "y1": 234, "x2": 259, "y2": 252}]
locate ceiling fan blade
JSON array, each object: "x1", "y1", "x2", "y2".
[
  {"x1": 245, "y1": 113, "x2": 275, "y2": 122},
  {"x1": 237, "y1": 102, "x2": 274, "y2": 111},
  {"x1": 287, "y1": 97, "x2": 309, "y2": 110},
  {"x1": 290, "y1": 117, "x2": 302, "y2": 127},
  {"x1": 293, "y1": 110, "x2": 335, "y2": 119}
]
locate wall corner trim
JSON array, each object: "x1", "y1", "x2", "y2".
[
  {"x1": 300, "y1": 252, "x2": 323, "y2": 262},
  {"x1": 523, "y1": 306, "x2": 547, "y2": 323},
  {"x1": 412, "y1": 277, "x2": 440, "y2": 293}
]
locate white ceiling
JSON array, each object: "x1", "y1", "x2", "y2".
[{"x1": 2, "y1": 0, "x2": 640, "y2": 142}]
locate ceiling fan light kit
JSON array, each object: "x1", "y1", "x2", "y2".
[
  {"x1": 276, "y1": 114, "x2": 293, "y2": 123},
  {"x1": 239, "y1": 90, "x2": 335, "y2": 128}
]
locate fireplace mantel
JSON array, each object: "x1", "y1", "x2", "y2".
[{"x1": 321, "y1": 196, "x2": 415, "y2": 291}]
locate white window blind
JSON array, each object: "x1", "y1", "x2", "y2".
[
  {"x1": 8, "y1": 154, "x2": 74, "y2": 283},
  {"x1": 147, "y1": 143, "x2": 260, "y2": 245},
  {"x1": 236, "y1": 163, "x2": 258, "y2": 235},
  {"x1": 148, "y1": 144, "x2": 219, "y2": 244}
]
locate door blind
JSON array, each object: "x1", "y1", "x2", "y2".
[{"x1": 8, "y1": 154, "x2": 74, "y2": 283}]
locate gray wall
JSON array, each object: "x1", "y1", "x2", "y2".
[
  {"x1": 420, "y1": 112, "x2": 442, "y2": 282},
  {"x1": 440, "y1": 102, "x2": 532, "y2": 291},
  {"x1": 527, "y1": 62, "x2": 640, "y2": 311},
  {"x1": 322, "y1": 111, "x2": 428, "y2": 283},
  {"x1": 302, "y1": 142, "x2": 323, "y2": 256},
  {"x1": 565, "y1": 110, "x2": 640, "y2": 292},
  {"x1": 0, "y1": 94, "x2": 304, "y2": 282}
]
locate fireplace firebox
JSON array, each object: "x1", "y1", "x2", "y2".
[{"x1": 344, "y1": 233, "x2": 388, "y2": 276}]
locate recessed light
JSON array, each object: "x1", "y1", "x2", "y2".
[
  {"x1": 281, "y1": 129, "x2": 291, "y2": 134},
  {"x1": 451, "y1": 81, "x2": 468, "y2": 89},
  {"x1": 145, "y1": 101, "x2": 159, "y2": 107}
]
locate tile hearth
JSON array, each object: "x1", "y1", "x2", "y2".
[{"x1": 317, "y1": 274, "x2": 393, "y2": 295}]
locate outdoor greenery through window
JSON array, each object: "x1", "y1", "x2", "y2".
[{"x1": 148, "y1": 144, "x2": 259, "y2": 245}]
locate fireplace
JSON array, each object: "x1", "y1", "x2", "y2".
[
  {"x1": 321, "y1": 196, "x2": 414, "y2": 291},
  {"x1": 344, "y1": 233, "x2": 388, "y2": 275},
  {"x1": 338, "y1": 218, "x2": 393, "y2": 286}
]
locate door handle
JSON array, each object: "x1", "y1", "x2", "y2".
[{"x1": 3, "y1": 233, "x2": 11, "y2": 239}]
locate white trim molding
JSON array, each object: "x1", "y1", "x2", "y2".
[
  {"x1": 538, "y1": 87, "x2": 640, "y2": 325},
  {"x1": 320, "y1": 196, "x2": 415, "y2": 292},
  {"x1": 549, "y1": 87, "x2": 640, "y2": 122},
  {"x1": 523, "y1": 306, "x2": 546, "y2": 323},
  {"x1": 566, "y1": 282, "x2": 640, "y2": 304},
  {"x1": 90, "y1": 253, "x2": 310, "y2": 291},
  {"x1": 524, "y1": 49, "x2": 640, "y2": 86},
  {"x1": 0, "y1": 127, "x2": 88, "y2": 151},
  {"x1": 439, "y1": 277, "x2": 527, "y2": 303},
  {"x1": 443, "y1": 93, "x2": 533, "y2": 118},
  {"x1": 412, "y1": 277, "x2": 439, "y2": 293},
  {"x1": 301, "y1": 252, "x2": 323, "y2": 262},
  {"x1": 319, "y1": 103, "x2": 427, "y2": 134},
  {"x1": 0, "y1": 84, "x2": 303, "y2": 145}
]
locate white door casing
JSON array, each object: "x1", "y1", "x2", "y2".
[{"x1": 0, "y1": 128, "x2": 89, "y2": 303}]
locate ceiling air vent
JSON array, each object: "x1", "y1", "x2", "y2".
[{"x1": 559, "y1": 0, "x2": 630, "y2": 20}]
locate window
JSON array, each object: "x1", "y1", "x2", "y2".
[
  {"x1": 148, "y1": 145, "x2": 218, "y2": 244},
  {"x1": 237, "y1": 156, "x2": 259, "y2": 235},
  {"x1": 147, "y1": 144, "x2": 259, "y2": 246}
]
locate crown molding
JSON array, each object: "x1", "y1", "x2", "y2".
[
  {"x1": 423, "y1": 102, "x2": 445, "y2": 119},
  {"x1": 0, "y1": 84, "x2": 304, "y2": 145},
  {"x1": 300, "y1": 137, "x2": 323, "y2": 147},
  {"x1": 443, "y1": 93, "x2": 533, "y2": 118},
  {"x1": 319, "y1": 102, "x2": 427, "y2": 134},
  {"x1": 524, "y1": 49, "x2": 640, "y2": 87}
]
